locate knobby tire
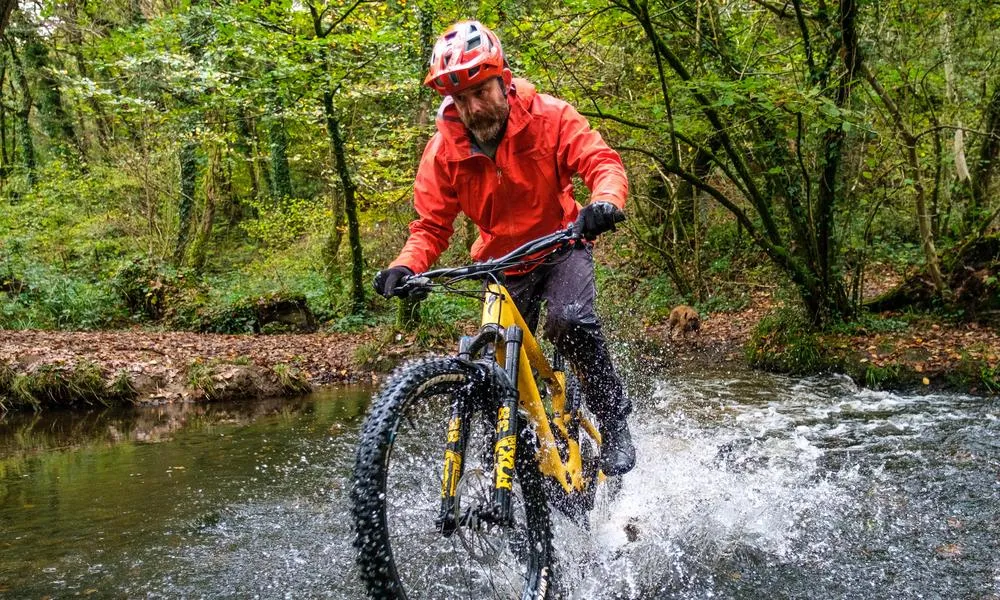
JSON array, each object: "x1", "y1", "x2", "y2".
[{"x1": 352, "y1": 357, "x2": 555, "y2": 600}]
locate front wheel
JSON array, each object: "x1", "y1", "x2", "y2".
[{"x1": 352, "y1": 357, "x2": 555, "y2": 600}]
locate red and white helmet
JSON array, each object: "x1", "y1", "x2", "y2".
[{"x1": 424, "y1": 21, "x2": 511, "y2": 96}]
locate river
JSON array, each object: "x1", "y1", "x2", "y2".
[{"x1": 0, "y1": 369, "x2": 997, "y2": 598}]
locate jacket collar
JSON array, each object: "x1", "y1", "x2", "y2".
[{"x1": 434, "y1": 78, "x2": 536, "y2": 162}]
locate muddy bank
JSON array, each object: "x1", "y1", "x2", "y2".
[
  {"x1": 0, "y1": 329, "x2": 378, "y2": 410},
  {"x1": 3, "y1": 296, "x2": 997, "y2": 411}
]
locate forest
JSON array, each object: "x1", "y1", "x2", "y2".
[{"x1": 0, "y1": 0, "x2": 997, "y2": 395}]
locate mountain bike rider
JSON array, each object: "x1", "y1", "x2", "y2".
[{"x1": 373, "y1": 20, "x2": 636, "y2": 476}]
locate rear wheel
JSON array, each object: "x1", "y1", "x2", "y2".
[{"x1": 352, "y1": 358, "x2": 555, "y2": 599}]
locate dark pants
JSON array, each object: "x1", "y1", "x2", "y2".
[{"x1": 503, "y1": 244, "x2": 631, "y2": 426}]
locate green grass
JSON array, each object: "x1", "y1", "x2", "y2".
[
  {"x1": 108, "y1": 369, "x2": 139, "y2": 402},
  {"x1": 186, "y1": 360, "x2": 219, "y2": 400},
  {"x1": 272, "y1": 364, "x2": 311, "y2": 395},
  {"x1": 746, "y1": 307, "x2": 824, "y2": 374},
  {"x1": 0, "y1": 361, "x2": 118, "y2": 410}
]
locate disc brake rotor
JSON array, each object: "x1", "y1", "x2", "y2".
[{"x1": 454, "y1": 467, "x2": 509, "y2": 564}]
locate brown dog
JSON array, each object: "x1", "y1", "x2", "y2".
[{"x1": 668, "y1": 305, "x2": 700, "y2": 339}]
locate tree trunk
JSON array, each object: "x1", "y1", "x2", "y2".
[
  {"x1": 324, "y1": 91, "x2": 365, "y2": 314},
  {"x1": 322, "y1": 191, "x2": 345, "y2": 268},
  {"x1": 266, "y1": 107, "x2": 293, "y2": 200},
  {"x1": 5, "y1": 36, "x2": 34, "y2": 186},
  {"x1": 234, "y1": 110, "x2": 261, "y2": 205},
  {"x1": 860, "y1": 63, "x2": 947, "y2": 294},
  {"x1": 0, "y1": 59, "x2": 8, "y2": 182},
  {"x1": 21, "y1": 25, "x2": 82, "y2": 157},
  {"x1": 0, "y1": 0, "x2": 16, "y2": 40},
  {"x1": 971, "y1": 85, "x2": 1000, "y2": 229},
  {"x1": 190, "y1": 145, "x2": 220, "y2": 273},
  {"x1": 173, "y1": 141, "x2": 199, "y2": 264},
  {"x1": 396, "y1": 1, "x2": 437, "y2": 330},
  {"x1": 69, "y1": 39, "x2": 112, "y2": 150}
]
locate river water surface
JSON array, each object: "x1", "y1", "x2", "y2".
[{"x1": 1, "y1": 370, "x2": 997, "y2": 598}]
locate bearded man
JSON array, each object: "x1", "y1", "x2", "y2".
[{"x1": 374, "y1": 20, "x2": 635, "y2": 475}]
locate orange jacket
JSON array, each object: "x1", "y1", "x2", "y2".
[{"x1": 390, "y1": 79, "x2": 628, "y2": 274}]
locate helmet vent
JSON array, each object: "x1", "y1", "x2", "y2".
[
  {"x1": 468, "y1": 66, "x2": 480, "y2": 78},
  {"x1": 449, "y1": 73, "x2": 460, "y2": 85},
  {"x1": 465, "y1": 35, "x2": 481, "y2": 51}
]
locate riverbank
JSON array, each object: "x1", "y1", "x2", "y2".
[
  {"x1": 2, "y1": 297, "x2": 997, "y2": 411},
  {"x1": 0, "y1": 329, "x2": 374, "y2": 409}
]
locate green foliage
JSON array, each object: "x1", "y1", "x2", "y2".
[
  {"x1": 746, "y1": 308, "x2": 824, "y2": 374},
  {"x1": 862, "y1": 363, "x2": 903, "y2": 390},
  {"x1": 0, "y1": 362, "x2": 14, "y2": 412},
  {"x1": 272, "y1": 364, "x2": 311, "y2": 395},
  {"x1": 980, "y1": 366, "x2": 999, "y2": 395},
  {"x1": 0, "y1": 261, "x2": 125, "y2": 330},
  {"x1": 829, "y1": 313, "x2": 910, "y2": 336},
  {"x1": 186, "y1": 360, "x2": 218, "y2": 400},
  {"x1": 0, "y1": 361, "x2": 117, "y2": 410},
  {"x1": 241, "y1": 196, "x2": 334, "y2": 249},
  {"x1": 111, "y1": 257, "x2": 179, "y2": 321},
  {"x1": 332, "y1": 311, "x2": 386, "y2": 333},
  {"x1": 108, "y1": 370, "x2": 139, "y2": 403},
  {"x1": 627, "y1": 274, "x2": 681, "y2": 321},
  {"x1": 411, "y1": 293, "x2": 479, "y2": 344},
  {"x1": 0, "y1": 0, "x2": 995, "y2": 353},
  {"x1": 946, "y1": 351, "x2": 1000, "y2": 395}
]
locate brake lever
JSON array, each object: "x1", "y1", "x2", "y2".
[
  {"x1": 397, "y1": 275, "x2": 432, "y2": 301},
  {"x1": 564, "y1": 224, "x2": 585, "y2": 243}
]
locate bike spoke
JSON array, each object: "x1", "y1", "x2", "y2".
[{"x1": 356, "y1": 360, "x2": 552, "y2": 600}]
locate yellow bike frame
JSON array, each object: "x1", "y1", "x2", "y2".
[{"x1": 481, "y1": 283, "x2": 602, "y2": 494}]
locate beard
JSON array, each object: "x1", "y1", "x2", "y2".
[{"x1": 458, "y1": 101, "x2": 509, "y2": 144}]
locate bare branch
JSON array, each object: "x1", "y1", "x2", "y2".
[
  {"x1": 578, "y1": 109, "x2": 648, "y2": 130},
  {"x1": 748, "y1": 0, "x2": 819, "y2": 20},
  {"x1": 323, "y1": 0, "x2": 377, "y2": 38},
  {"x1": 792, "y1": 0, "x2": 817, "y2": 83}
]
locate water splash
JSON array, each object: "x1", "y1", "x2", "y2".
[{"x1": 2, "y1": 375, "x2": 997, "y2": 599}]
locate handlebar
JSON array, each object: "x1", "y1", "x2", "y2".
[{"x1": 395, "y1": 225, "x2": 582, "y2": 299}]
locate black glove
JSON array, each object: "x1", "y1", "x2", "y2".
[
  {"x1": 373, "y1": 265, "x2": 414, "y2": 298},
  {"x1": 575, "y1": 201, "x2": 625, "y2": 240}
]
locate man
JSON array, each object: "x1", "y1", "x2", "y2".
[{"x1": 373, "y1": 21, "x2": 635, "y2": 475}]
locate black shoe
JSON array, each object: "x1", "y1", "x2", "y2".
[{"x1": 601, "y1": 421, "x2": 636, "y2": 476}]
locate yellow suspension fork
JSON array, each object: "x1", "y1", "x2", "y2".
[
  {"x1": 437, "y1": 389, "x2": 470, "y2": 536},
  {"x1": 495, "y1": 324, "x2": 534, "y2": 523}
]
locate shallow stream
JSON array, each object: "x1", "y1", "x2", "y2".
[{"x1": 1, "y1": 370, "x2": 997, "y2": 598}]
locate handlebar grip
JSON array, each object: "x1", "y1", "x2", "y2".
[{"x1": 397, "y1": 275, "x2": 432, "y2": 300}]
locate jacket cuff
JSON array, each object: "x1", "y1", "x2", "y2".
[{"x1": 592, "y1": 193, "x2": 626, "y2": 210}]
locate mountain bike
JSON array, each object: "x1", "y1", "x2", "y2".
[{"x1": 352, "y1": 226, "x2": 619, "y2": 600}]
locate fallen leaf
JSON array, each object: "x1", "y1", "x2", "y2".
[{"x1": 922, "y1": 377, "x2": 930, "y2": 385}]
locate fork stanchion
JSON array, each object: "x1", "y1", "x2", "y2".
[
  {"x1": 492, "y1": 325, "x2": 522, "y2": 525},
  {"x1": 437, "y1": 393, "x2": 469, "y2": 536}
]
